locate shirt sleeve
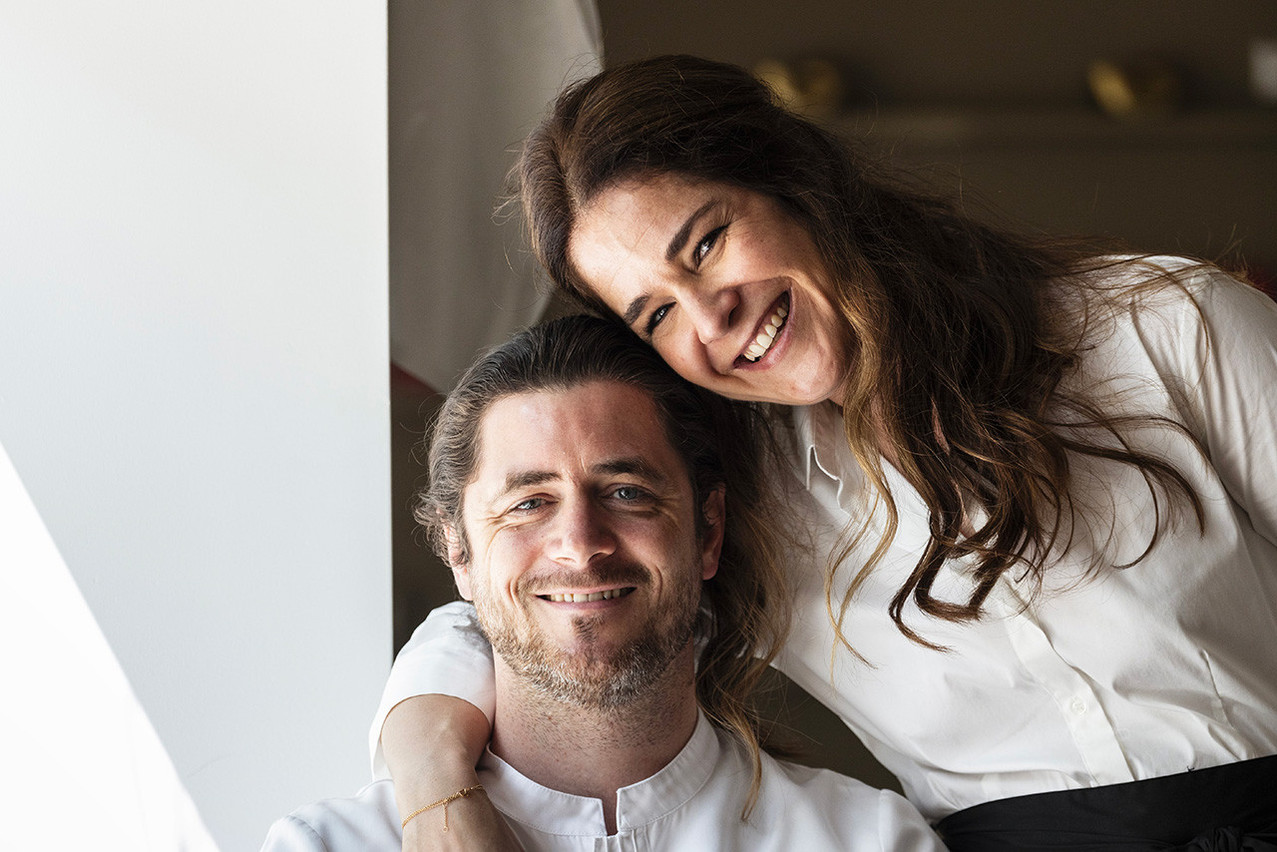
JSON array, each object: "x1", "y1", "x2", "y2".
[
  {"x1": 1161, "y1": 267, "x2": 1277, "y2": 546},
  {"x1": 368, "y1": 601, "x2": 496, "y2": 777},
  {"x1": 259, "y1": 816, "x2": 325, "y2": 852},
  {"x1": 875, "y1": 789, "x2": 947, "y2": 851}
]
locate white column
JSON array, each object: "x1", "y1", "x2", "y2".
[{"x1": 0, "y1": 2, "x2": 390, "y2": 847}]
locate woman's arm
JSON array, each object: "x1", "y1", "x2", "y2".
[
  {"x1": 370, "y1": 603, "x2": 518, "y2": 850},
  {"x1": 384, "y1": 697, "x2": 521, "y2": 851},
  {"x1": 369, "y1": 602, "x2": 495, "y2": 775}
]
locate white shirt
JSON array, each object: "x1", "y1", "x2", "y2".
[
  {"x1": 271, "y1": 713, "x2": 943, "y2": 851},
  {"x1": 375, "y1": 259, "x2": 1277, "y2": 822}
]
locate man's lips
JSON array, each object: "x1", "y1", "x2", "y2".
[{"x1": 536, "y1": 586, "x2": 636, "y2": 603}]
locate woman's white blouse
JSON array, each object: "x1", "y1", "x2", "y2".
[{"x1": 375, "y1": 259, "x2": 1277, "y2": 821}]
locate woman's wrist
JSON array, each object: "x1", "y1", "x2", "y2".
[{"x1": 381, "y1": 695, "x2": 492, "y2": 820}]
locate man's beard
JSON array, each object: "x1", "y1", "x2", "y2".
[{"x1": 474, "y1": 562, "x2": 701, "y2": 710}]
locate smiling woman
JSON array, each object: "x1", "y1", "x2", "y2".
[
  {"x1": 380, "y1": 55, "x2": 1277, "y2": 848},
  {"x1": 569, "y1": 174, "x2": 850, "y2": 406}
]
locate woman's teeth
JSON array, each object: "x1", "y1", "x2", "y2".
[
  {"x1": 744, "y1": 301, "x2": 789, "y2": 362},
  {"x1": 545, "y1": 588, "x2": 631, "y2": 603}
]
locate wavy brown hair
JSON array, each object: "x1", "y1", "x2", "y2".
[
  {"x1": 517, "y1": 54, "x2": 1210, "y2": 649},
  {"x1": 418, "y1": 314, "x2": 794, "y2": 815}
]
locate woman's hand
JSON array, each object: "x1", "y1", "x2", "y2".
[{"x1": 383, "y1": 695, "x2": 523, "y2": 851}]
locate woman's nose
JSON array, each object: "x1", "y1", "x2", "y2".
[
  {"x1": 547, "y1": 498, "x2": 616, "y2": 566},
  {"x1": 680, "y1": 281, "x2": 740, "y2": 344}
]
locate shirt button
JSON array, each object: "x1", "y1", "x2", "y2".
[{"x1": 1070, "y1": 698, "x2": 1087, "y2": 715}]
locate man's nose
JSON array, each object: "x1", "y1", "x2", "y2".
[
  {"x1": 547, "y1": 498, "x2": 616, "y2": 566},
  {"x1": 679, "y1": 281, "x2": 740, "y2": 345}
]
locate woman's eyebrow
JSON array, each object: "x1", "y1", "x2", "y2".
[
  {"x1": 622, "y1": 200, "x2": 718, "y2": 328},
  {"x1": 622, "y1": 294, "x2": 649, "y2": 328},
  {"x1": 665, "y1": 201, "x2": 717, "y2": 263}
]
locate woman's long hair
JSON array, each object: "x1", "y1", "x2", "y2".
[{"x1": 517, "y1": 54, "x2": 1208, "y2": 648}]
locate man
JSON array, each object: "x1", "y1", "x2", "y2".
[{"x1": 263, "y1": 316, "x2": 941, "y2": 850}]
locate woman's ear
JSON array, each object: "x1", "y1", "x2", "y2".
[
  {"x1": 443, "y1": 525, "x2": 473, "y2": 600},
  {"x1": 699, "y1": 485, "x2": 726, "y2": 581}
]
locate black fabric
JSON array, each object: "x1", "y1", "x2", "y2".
[{"x1": 935, "y1": 754, "x2": 1277, "y2": 851}]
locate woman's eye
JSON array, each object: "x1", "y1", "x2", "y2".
[
  {"x1": 645, "y1": 303, "x2": 673, "y2": 336},
  {"x1": 693, "y1": 225, "x2": 726, "y2": 267}
]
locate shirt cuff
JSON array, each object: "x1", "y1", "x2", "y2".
[{"x1": 367, "y1": 601, "x2": 496, "y2": 777}]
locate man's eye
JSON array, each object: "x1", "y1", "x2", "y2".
[
  {"x1": 512, "y1": 497, "x2": 545, "y2": 512},
  {"x1": 693, "y1": 225, "x2": 726, "y2": 267},
  {"x1": 609, "y1": 485, "x2": 647, "y2": 503}
]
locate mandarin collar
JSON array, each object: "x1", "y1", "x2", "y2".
[{"x1": 478, "y1": 711, "x2": 721, "y2": 837}]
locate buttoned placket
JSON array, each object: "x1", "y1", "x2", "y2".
[
  {"x1": 592, "y1": 833, "x2": 641, "y2": 851},
  {"x1": 990, "y1": 579, "x2": 1136, "y2": 786}
]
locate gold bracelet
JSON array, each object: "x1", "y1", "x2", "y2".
[{"x1": 401, "y1": 783, "x2": 484, "y2": 832}]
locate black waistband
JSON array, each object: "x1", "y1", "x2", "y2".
[{"x1": 935, "y1": 754, "x2": 1277, "y2": 852}]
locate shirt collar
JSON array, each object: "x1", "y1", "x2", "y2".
[
  {"x1": 478, "y1": 710, "x2": 721, "y2": 837},
  {"x1": 792, "y1": 402, "x2": 857, "y2": 496}
]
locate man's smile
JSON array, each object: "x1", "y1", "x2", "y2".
[{"x1": 538, "y1": 587, "x2": 636, "y2": 603}]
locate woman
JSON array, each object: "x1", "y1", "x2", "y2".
[{"x1": 380, "y1": 55, "x2": 1277, "y2": 848}]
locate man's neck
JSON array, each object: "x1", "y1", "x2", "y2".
[{"x1": 488, "y1": 645, "x2": 700, "y2": 836}]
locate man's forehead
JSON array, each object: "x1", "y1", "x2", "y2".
[{"x1": 469, "y1": 381, "x2": 686, "y2": 489}]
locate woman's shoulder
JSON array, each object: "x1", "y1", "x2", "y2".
[
  {"x1": 1066, "y1": 255, "x2": 1276, "y2": 401},
  {"x1": 1084, "y1": 254, "x2": 1255, "y2": 307},
  {"x1": 1068, "y1": 254, "x2": 1264, "y2": 342}
]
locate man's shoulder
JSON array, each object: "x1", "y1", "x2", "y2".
[
  {"x1": 709, "y1": 730, "x2": 943, "y2": 850},
  {"x1": 261, "y1": 779, "x2": 400, "y2": 852}
]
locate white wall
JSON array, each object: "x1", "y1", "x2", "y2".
[
  {"x1": 0, "y1": 3, "x2": 389, "y2": 848},
  {"x1": 0, "y1": 444, "x2": 216, "y2": 850}
]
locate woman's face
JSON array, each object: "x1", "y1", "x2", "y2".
[{"x1": 569, "y1": 174, "x2": 850, "y2": 406}]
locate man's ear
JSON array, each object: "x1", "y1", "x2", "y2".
[
  {"x1": 699, "y1": 485, "x2": 726, "y2": 581},
  {"x1": 442, "y1": 524, "x2": 474, "y2": 600}
]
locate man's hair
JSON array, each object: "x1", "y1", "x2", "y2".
[{"x1": 417, "y1": 314, "x2": 792, "y2": 813}]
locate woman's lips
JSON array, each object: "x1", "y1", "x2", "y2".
[{"x1": 741, "y1": 292, "x2": 790, "y2": 363}]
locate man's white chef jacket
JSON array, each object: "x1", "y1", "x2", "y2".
[{"x1": 265, "y1": 712, "x2": 942, "y2": 850}]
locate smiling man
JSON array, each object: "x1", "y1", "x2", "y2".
[{"x1": 262, "y1": 315, "x2": 941, "y2": 851}]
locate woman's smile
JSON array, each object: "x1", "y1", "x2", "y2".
[
  {"x1": 739, "y1": 292, "x2": 790, "y2": 365},
  {"x1": 568, "y1": 174, "x2": 851, "y2": 407}
]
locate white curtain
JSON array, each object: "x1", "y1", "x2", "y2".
[{"x1": 390, "y1": 0, "x2": 603, "y2": 391}]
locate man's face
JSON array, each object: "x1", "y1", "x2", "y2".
[{"x1": 449, "y1": 380, "x2": 723, "y2": 708}]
